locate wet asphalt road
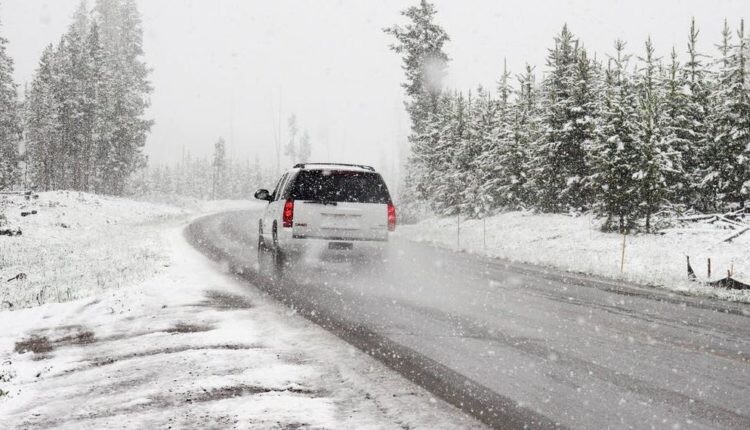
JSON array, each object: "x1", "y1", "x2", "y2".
[{"x1": 186, "y1": 210, "x2": 750, "y2": 429}]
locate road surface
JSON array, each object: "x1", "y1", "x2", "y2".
[{"x1": 187, "y1": 210, "x2": 750, "y2": 429}]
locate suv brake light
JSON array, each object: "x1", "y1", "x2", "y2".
[
  {"x1": 283, "y1": 199, "x2": 294, "y2": 228},
  {"x1": 387, "y1": 202, "x2": 396, "y2": 231}
]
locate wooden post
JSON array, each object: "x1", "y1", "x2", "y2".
[
  {"x1": 482, "y1": 217, "x2": 487, "y2": 253},
  {"x1": 707, "y1": 258, "x2": 712, "y2": 280},
  {"x1": 456, "y1": 211, "x2": 460, "y2": 250},
  {"x1": 620, "y1": 231, "x2": 627, "y2": 274}
]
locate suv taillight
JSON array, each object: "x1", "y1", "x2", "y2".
[
  {"x1": 282, "y1": 199, "x2": 294, "y2": 228},
  {"x1": 387, "y1": 202, "x2": 396, "y2": 232}
]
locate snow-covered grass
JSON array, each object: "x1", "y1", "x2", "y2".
[
  {"x1": 0, "y1": 227, "x2": 479, "y2": 428},
  {"x1": 0, "y1": 191, "x2": 189, "y2": 311},
  {"x1": 398, "y1": 211, "x2": 750, "y2": 303},
  {"x1": 0, "y1": 191, "x2": 253, "y2": 311}
]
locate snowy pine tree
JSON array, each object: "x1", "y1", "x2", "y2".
[
  {"x1": 634, "y1": 37, "x2": 680, "y2": 230},
  {"x1": 570, "y1": 47, "x2": 600, "y2": 207},
  {"x1": 285, "y1": 114, "x2": 298, "y2": 164},
  {"x1": 299, "y1": 130, "x2": 312, "y2": 163},
  {"x1": 461, "y1": 87, "x2": 496, "y2": 218},
  {"x1": 93, "y1": 0, "x2": 153, "y2": 195},
  {"x1": 384, "y1": 0, "x2": 450, "y2": 133},
  {"x1": 533, "y1": 25, "x2": 592, "y2": 212},
  {"x1": 432, "y1": 92, "x2": 468, "y2": 215},
  {"x1": 705, "y1": 19, "x2": 750, "y2": 209},
  {"x1": 680, "y1": 18, "x2": 713, "y2": 210},
  {"x1": 0, "y1": 19, "x2": 22, "y2": 191},
  {"x1": 24, "y1": 46, "x2": 60, "y2": 190},
  {"x1": 506, "y1": 64, "x2": 541, "y2": 209},
  {"x1": 661, "y1": 47, "x2": 692, "y2": 208},
  {"x1": 476, "y1": 62, "x2": 513, "y2": 211},
  {"x1": 407, "y1": 91, "x2": 451, "y2": 204},
  {"x1": 588, "y1": 40, "x2": 641, "y2": 232},
  {"x1": 384, "y1": 0, "x2": 450, "y2": 215},
  {"x1": 212, "y1": 137, "x2": 227, "y2": 199},
  {"x1": 58, "y1": 2, "x2": 94, "y2": 190},
  {"x1": 87, "y1": 21, "x2": 108, "y2": 192}
]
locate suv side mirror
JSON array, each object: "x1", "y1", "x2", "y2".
[{"x1": 254, "y1": 189, "x2": 272, "y2": 201}]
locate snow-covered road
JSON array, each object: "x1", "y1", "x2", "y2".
[
  {"x1": 189, "y1": 210, "x2": 750, "y2": 430},
  {"x1": 0, "y1": 225, "x2": 480, "y2": 429}
]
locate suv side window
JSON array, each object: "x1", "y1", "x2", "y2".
[
  {"x1": 271, "y1": 173, "x2": 287, "y2": 201},
  {"x1": 279, "y1": 172, "x2": 298, "y2": 200}
]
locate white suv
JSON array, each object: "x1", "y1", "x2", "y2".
[{"x1": 254, "y1": 163, "x2": 396, "y2": 274}]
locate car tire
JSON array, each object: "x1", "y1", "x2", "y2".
[
  {"x1": 257, "y1": 221, "x2": 270, "y2": 275},
  {"x1": 270, "y1": 224, "x2": 286, "y2": 280},
  {"x1": 257, "y1": 236, "x2": 269, "y2": 274}
]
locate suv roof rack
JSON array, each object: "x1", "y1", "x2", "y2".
[{"x1": 293, "y1": 163, "x2": 375, "y2": 172}]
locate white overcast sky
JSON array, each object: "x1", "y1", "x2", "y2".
[{"x1": 2, "y1": 0, "x2": 748, "y2": 173}]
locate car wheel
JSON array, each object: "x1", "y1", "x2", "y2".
[
  {"x1": 270, "y1": 224, "x2": 286, "y2": 280},
  {"x1": 257, "y1": 236, "x2": 269, "y2": 274},
  {"x1": 257, "y1": 221, "x2": 270, "y2": 274}
]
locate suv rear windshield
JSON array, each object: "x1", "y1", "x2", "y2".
[{"x1": 289, "y1": 170, "x2": 391, "y2": 204}]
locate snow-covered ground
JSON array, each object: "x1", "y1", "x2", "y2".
[
  {"x1": 0, "y1": 225, "x2": 479, "y2": 428},
  {"x1": 398, "y1": 211, "x2": 750, "y2": 303},
  {"x1": 0, "y1": 191, "x2": 251, "y2": 311}
]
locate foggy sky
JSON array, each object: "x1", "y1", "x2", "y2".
[{"x1": 3, "y1": 0, "x2": 748, "y2": 177}]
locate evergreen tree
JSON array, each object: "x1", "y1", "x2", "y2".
[
  {"x1": 211, "y1": 137, "x2": 227, "y2": 199},
  {"x1": 86, "y1": 21, "x2": 106, "y2": 191},
  {"x1": 507, "y1": 64, "x2": 541, "y2": 209},
  {"x1": 384, "y1": 0, "x2": 450, "y2": 133},
  {"x1": 432, "y1": 92, "x2": 468, "y2": 215},
  {"x1": 462, "y1": 87, "x2": 495, "y2": 217},
  {"x1": 589, "y1": 41, "x2": 641, "y2": 232},
  {"x1": 476, "y1": 61, "x2": 514, "y2": 210},
  {"x1": 0, "y1": 19, "x2": 21, "y2": 190},
  {"x1": 285, "y1": 114, "x2": 298, "y2": 163},
  {"x1": 705, "y1": 19, "x2": 750, "y2": 209},
  {"x1": 681, "y1": 18, "x2": 712, "y2": 209},
  {"x1": 299, "y1": 130, "x2": 312, "y2": 163},
  {"x1": 94, "y1": 0, "x2": 153, "y2": 195},
  {"x1": 634, "y1": 37, "x2": 680, "y2": 230},
  {"x1": 407, "y1": 91, "x2": 451, "y2": 203},
  {"x1": 59, "y1": 1, "x2": 93, "y2": 190},
  {"x1": 662, "y1": 47, "x2": 692, "y2": 207},
  {"x1": 253, "y1": 155, "x2": 263, "y2": 191},
  {"x1": 534, "y1": 25, "x2": 591, "y2": 212},
  {"x1": 570, "y1": 46, "x2": 600, "y2": 206},
  {"x1": 384, "y1": 0, "x2": 450, "y2": 214},
  {"x1": 24, "y1": 46, "x2": 60, "y2": 190}
]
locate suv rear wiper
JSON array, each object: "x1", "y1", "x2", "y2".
[{"x1": 304, "y1": 200, "x2": 338, "y2": 206}]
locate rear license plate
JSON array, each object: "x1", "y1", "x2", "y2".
[{"x1": 328, "y1": 242, "x2": 353, "y2": 250}]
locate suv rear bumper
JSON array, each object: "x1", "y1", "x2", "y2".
[
  {"x1": 292, "y1": 233, "x2": 387, "y2": 242},
  {"x1": 280, "y1": 233, "x2": 387, "y2": 260}
]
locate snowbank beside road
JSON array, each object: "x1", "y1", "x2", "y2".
[
  {"x1": 0, "y1": 191, "x2": 188, "y2": 311},
  {"x1": 0, "y1": 191, "x2": 254, "y2": 311},
  {"x1": 398, "y1": 211, "x2": 750, "y2": 302}
]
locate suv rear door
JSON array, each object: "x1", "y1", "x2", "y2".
[{"x1": 289, "y1": 169, "x2": 390, "y2": 241}]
